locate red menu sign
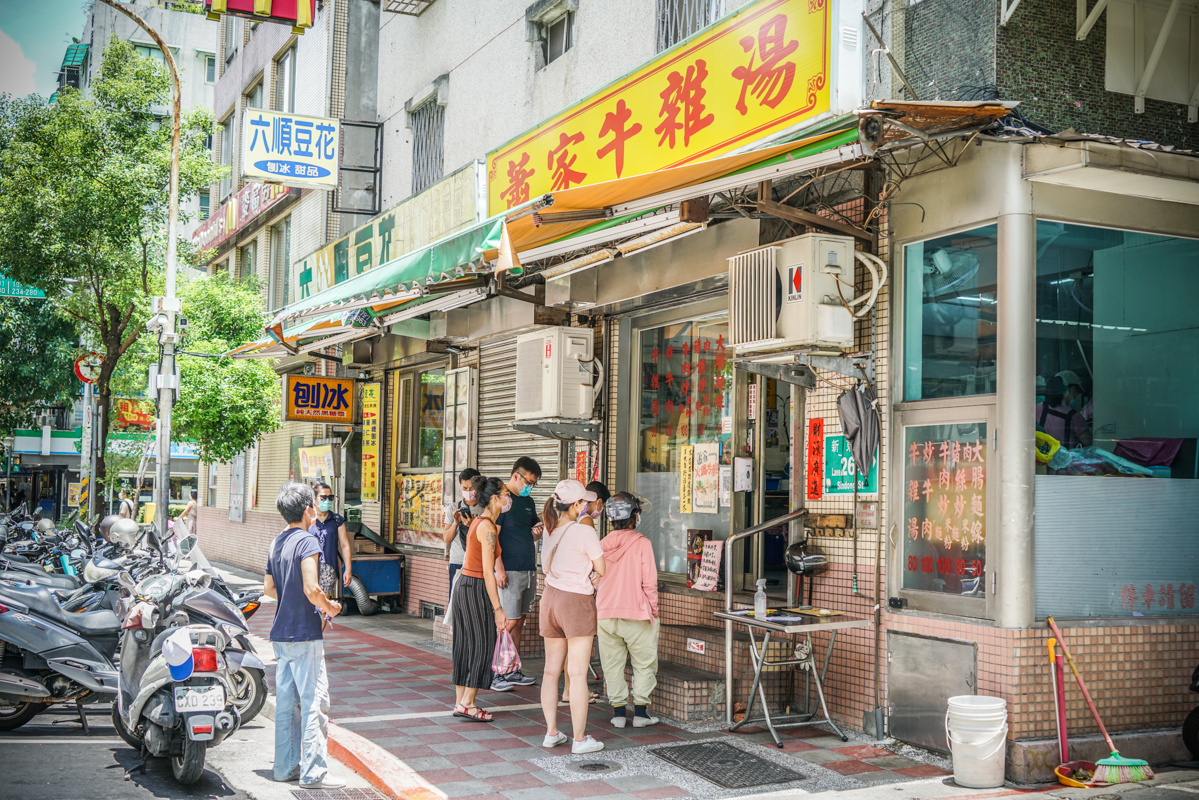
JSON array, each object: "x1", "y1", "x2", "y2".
[{"x1": 806, "y1": 417, "x2": 824, "y2": 500}]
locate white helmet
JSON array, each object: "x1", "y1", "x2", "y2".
[
  {"x1": 109, "y1": 518, "x2": 140, "y2": 548},
  {"x1": 36, "y1": 518, "x2": 56, "y2": 534}
]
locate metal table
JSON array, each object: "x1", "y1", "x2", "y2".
[{"x1": 716, "y1": 610, "x2": 870, "y2": 748}]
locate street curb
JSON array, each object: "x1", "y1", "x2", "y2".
[{"x1": 263, "y1": 695, "x2": 439, "y2": 800}]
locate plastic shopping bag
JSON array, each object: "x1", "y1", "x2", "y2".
[{"x1": 492, "y1": 627, "x2": 521, "y2": 675}]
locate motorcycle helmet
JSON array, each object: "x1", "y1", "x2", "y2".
[
  {"x1": 97, "y1": 514, "x2": 121, "y2": 543},
  {"x1": 109, "y1": 517, "x2": 140, "y2": 548},
  {"x1": 36, "y1": 518, "x2": 56, "y2": 535}
]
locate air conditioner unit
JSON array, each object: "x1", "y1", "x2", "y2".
[
  {"x1": 728, "y1": 233, "x2": 856, "y2": 352},
  {"x1": 514, "y1": 327, "x2": 595, "y2": 421}
]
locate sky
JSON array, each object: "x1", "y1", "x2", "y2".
[{"x1": 0, "y1": 0, "x2": 90, "y2": 99}]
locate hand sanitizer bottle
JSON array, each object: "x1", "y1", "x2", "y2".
[{"x1": 754, "y1": 579, "x2": 768, "y2": 618}]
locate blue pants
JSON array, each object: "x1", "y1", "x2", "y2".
[{"x1": 272, "y1": 640, "x2": 330, "y2": 784}]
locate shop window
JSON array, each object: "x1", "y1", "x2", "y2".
[
  {"x1": 902, "y1": 225, "x2": 999, "y2": 401},
  {"x1": 634, "y1": 316, "x2": 734, "y2": 575},
  {"x1": 1033, "y1": 222, "x2": 1199, "y2": 618},
  {"x1": 416, "y1": 369, "x2": 445, "y2": 468},
  {"x1": 655, "y1": 0, "x2": 721, "y2": 52},
  {"x1": 900, "y1": 421, "x2": 988, "y2": 597}
]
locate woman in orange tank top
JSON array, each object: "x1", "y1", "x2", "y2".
[{"x1": 451, "y1": 477, "x2": 511, "y2": 721}]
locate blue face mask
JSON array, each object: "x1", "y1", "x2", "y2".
[
  {"x1": 318, "y1": 500, "x2": 333, "y2": 512},
  {"x1": 518, "y1": 484, "x2": 533, "y2": 498}
]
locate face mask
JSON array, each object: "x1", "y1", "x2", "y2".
[
  {"x1": 500, "y1": 496, "x2": 513, "y2": 513},
  {"x1": 517, "y1": 483, "x2": 533, "y2": 498},
  {"x1": 462, "y1": 490, "x2": 477, "y2": 503},
  {"x1": 317, "y1": 500, "x2": 333, "y2": 512},
  {"x1": 588, "y1": 506, "x2": 602, "y2": 520}
]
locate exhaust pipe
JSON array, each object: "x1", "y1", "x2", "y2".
[
  {"x1": 215, "y1": 711, "x2": 235, "y2": 732},
  {"x1": 0, "y1": 672, "x2": 51, "y2": 700}
]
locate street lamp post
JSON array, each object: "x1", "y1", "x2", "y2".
[{"x1": 96, "y1": 0, "x2": 181, "y2": 537}]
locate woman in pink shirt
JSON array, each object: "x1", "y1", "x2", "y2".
[
  {"x1": 538, "y1": 480, "x2": 606, "y2": 754},
  {"x1": 595, "y1": 492, "x2": 660, "y2": 728}
]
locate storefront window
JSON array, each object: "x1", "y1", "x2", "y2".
[
  {"x1": 1033, "y1": 222, "x2": 1199, "y2": 618},
  {"x1": 901, "y1": 422, "x2": 988, "y2": 596},
  {"x1": 417, "y1": 369, "x2": 445, "y2": 468},
  {"x1": 635, "y1": 317, "x2": 734, "y2": 575},
  {"x1": 903, "y1": 226, "x2": 999, "y2": 401}
]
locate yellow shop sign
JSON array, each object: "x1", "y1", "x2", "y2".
[{"x1": 486, "y1": 0, "x2": 832, "y2": 215}]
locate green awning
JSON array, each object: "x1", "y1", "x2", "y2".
[
  {"x1": 61, "y1": 43, "x2": 89, "y2": 68},
  {"x1": 269, "y1": 215, "x2": 505, "y2": 327}
]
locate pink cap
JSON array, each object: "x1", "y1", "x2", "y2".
[{"x1": 553, "y1": 479, "x2": 597, "y2": 505}]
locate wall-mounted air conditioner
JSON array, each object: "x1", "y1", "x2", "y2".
[
  {"x1": 515, "y1": 327, "x2": 595, "y2": 421},
  {"x1": 728, "y1": 233, "x2": 857, "y2": 352}
]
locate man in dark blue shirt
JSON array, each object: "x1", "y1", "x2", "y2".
[
  {"x1": 493, "y1": 456, "x2": 543, "y2": 690},
  {"x1": 264, "y1": 482, "x2": 343, "y2": 789}
]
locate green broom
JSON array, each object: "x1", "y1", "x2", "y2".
[{"x1": 1047, "y1": 617, "x2": 1154, "y2": 784}]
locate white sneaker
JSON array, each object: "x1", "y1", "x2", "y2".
[
  {"x1": 571, "y1": 735, "x2": 604, "y2": 754},
  {"x1": 300, "y1": 777, "x2": 346, "y2": 789},
  {"x1": 632, "y1": 715, "x2": 660, "y2": 727},
  {"x1": 542, "y1": 731, "x2": 568, "y2": 748},
  {"x1": 610, "y1": 716, "x2": 627, "y2": 728}
]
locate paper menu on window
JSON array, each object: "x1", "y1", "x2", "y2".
[
  {"x1": 691, "y1": 540, "x2": 723, "y2": 591},
  {"x1": 680, "y1": 445, "x2": 693, "y2": 514},
  {"x1": 692, "y1": 442, "x2": 719, "y2": 514},
  {"x1": 719, "y1": 465, "x2": 732, "y2": 507}
]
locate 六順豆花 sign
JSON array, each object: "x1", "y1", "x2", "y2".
[
  {"x1": 243, "y1": 109, "x2": 340, "y2": 188},
  {"x1": 284, "y1": 375, "x2": 355, "y2": 423}
]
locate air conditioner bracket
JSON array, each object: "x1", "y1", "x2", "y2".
[
  {"x1": 796, "y1": 352, "x2": 875, "y2": 384},
  {"x1": 733, "y1": 359, "x2": 817, "y2": 389},
  {"x1": 511, "y1": 419, "x2": 600, "y2": 442}
]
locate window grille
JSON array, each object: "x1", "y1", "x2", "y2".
[
  {"x1": 656, "y1": 0, "x2": 721, "y2": 52},
  {"x1": 410, "y1": 100, "x2": 445, "y2": 195}
]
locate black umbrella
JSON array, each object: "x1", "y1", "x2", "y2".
[{"x1": 837, "y1": 383, "x2": 879, "y2": 488}]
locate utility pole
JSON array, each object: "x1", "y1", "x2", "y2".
[{"x1": 96, "y1": 0, "x2": 182, "y2": 536}]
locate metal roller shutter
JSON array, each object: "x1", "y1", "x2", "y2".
[{"x1": 476, "y1": 337, "x2": 562, "y2": 497}]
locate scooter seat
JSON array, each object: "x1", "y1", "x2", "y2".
[
  {"x1": 0, "y1": 564, "x2": 79, "y2": 591},
  {"x1": 0, "y1": 584, "x2": 121, "y2": 635}
]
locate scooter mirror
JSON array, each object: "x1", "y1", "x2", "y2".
[{"x1": 117, "y1": 570, "x2": 137, "y2": 590}]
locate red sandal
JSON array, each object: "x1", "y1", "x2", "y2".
[{"x1": 452, "y1": 704, "x2": 493, "y2": 722}]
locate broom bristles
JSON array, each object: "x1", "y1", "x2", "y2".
[{"x1": 1094, "y1": 752, "x2": 1154, "y2": 784}]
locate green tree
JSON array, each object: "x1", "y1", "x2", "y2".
[
  {"x1": 0, "y1": 297, "x2": 81, "y2": 440},
  {"x1": 0, "y1": 40, "x2": 225, "y2": 487},
  {"x1": 172, "y1": 273, "x2": 281, "y2": 463}
]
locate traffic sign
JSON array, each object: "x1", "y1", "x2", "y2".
[
  {"x1": 74, "y1": 352, "x2": 102, "y2": 384},
  {"x1": 0, "y1": 276, "x2": 45, "y2": 299}
]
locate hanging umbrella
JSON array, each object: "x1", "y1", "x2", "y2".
[{"x1": 837, "y1": 383, "x2": 879, "y2": 486}]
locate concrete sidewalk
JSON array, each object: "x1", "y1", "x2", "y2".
[{"x1": 219, "y1": 563, "x2": 1197, "y2": 800}]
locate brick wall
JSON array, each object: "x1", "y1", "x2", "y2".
[{"x1": 996, "y1": 0, "x2": 1196, "y2": 149}]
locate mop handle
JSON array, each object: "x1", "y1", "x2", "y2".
[
  {"x1": 1049, "y1": 638, "x2": 1067, "y2": 763},
  {"x1": 1046, "y1": 616, "x2": 1117, "y2": 753}
]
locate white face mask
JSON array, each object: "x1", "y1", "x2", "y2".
[
  {"x1": 462, "y1": 490, "x2": 477, "y2": 503},
  {"x1": 499, "y1": 495, "x2": 512, "y2": 513}
]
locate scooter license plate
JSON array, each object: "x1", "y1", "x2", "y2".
[{"x1": 173, "y1": 685, "x2": 225, "y2": 713}]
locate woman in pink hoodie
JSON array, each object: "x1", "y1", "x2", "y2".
[{"x1": 595, "y1": 492, "x2": 660, "y2": 728}]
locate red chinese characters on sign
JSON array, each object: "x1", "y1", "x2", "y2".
[
  {"x1": 656, "y1": 59, "x2": 715, "y2": 149},
  {"x1": 807, "y1": 418, "x2": 824, "y2": 500},
  {"x1": 547, "y1": 131, "x2": 587, "y2": 190},
  {"x1": 732, "y1": 14, "x2": 799, "y2": 115},
  {"x1": 1120, "y1": 582, "x2": 1195, "y2": 612},
  {"x1": 501, "y1": 152, "x2": 535, "y2": 207},
  {"x1": 596, "y1": 99, "x2": 643, "y2": 178}
]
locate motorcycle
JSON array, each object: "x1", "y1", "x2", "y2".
[{"x1": 0, "y1": 580, "x2": 122, "y2": 731}]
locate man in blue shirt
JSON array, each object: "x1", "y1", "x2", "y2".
[
  {"x1": 264, "y1": 482, "x2": 343, "y2": 789},
  {"x1": 493, "y1": 456, "x2": 543, "y2": 690}
]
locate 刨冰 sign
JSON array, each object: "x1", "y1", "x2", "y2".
[
  {"x1": 243, "y1": 109, "x2": 340, "y2": 188},
  {"x1": 284, "y1": 375, "x2": 355, "y2": 423}
]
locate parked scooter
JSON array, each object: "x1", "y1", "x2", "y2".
[{"x1": 111, "y1": 530, "x2": 245, "y2": 784}]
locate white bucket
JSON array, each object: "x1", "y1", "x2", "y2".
[{"x1": 945, "y1": 696, "x2": 1008, "y2": 789}]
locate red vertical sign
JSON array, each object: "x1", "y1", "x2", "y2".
[{"x1": 807, "y1": 418, "x2": 824, "y2": 500}]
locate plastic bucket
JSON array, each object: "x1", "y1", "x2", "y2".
[{"x1": 946, "y1": 696, "x2": 1008, "y2": 789}]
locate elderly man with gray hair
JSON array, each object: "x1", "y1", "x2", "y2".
[{"x1": 263, "y1": 481, "x2": 344, "y2": 789}]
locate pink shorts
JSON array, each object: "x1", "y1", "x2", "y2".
[{"x1": 539, "y1": 585, "x2": 597, "y2": 639}]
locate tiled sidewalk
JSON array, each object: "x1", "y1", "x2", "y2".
[{"x1": 246, "y1": 605, "x2": 951, "y2": 800}]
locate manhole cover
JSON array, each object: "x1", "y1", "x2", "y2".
[
  {"x1": 650, "y1": 741, "x2": 805, "y2": 789},
  {"x1": 292, "y1": 789, "x2": 390, "y2": 800}
]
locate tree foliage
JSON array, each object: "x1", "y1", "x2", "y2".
[
  {"x1": 0, "y1": 298, "x2": 81, "y2": 439},
  {"x1": 172, "y1": 273, "x2": 281, "y2": 463},
  {"x1": 0, "y1": 40, "x2": 225, "y2": 486}
]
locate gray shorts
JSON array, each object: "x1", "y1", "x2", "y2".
[{"x1": 498, "y1": 570, "x2": 537, "y2": 618}]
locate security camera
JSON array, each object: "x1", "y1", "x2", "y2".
[
  {"x1": 176, "y1": 315, "x2": 190, "y2": 333},
  {"x1": 145, "y1": 313, "x2": 168, "y2": 333}
]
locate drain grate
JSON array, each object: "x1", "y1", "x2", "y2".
[
  {"x1": 292, "y1": 788, "x2": 391, "y2": 800},
  {"x1": 650, "y1": 741, "x2": 806, "y2": 789}
]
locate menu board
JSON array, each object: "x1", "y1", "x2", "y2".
[
  {"x1": 692, "y1": 442, "x2": 720, "y2": 514},
  {"x1": 394, "y1": 472, "x2": 445, "y2": 548},
  {"x1": 902, "y1": 422, "x2": 988, "y2": 596}
]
